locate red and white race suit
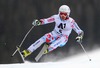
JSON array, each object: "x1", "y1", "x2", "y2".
[{"x1": 28, "y1": 14, "x2": 83, "y2": 52}]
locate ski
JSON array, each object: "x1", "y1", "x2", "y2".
[
  {"x1": 35, "y1": 44, "x2": 48, "y2": 62},
  {"x1": 16, "y1": 46, "x2": 25, "y2": 63}
]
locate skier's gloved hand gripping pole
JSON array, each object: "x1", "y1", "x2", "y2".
[
  {"x1": 11, "y1": 19, "x2": 41, "y2": 57},
  {"x1": 76, "y1": 31, "x2": 91, "y2": 61},
  {"x1": 76, "y1": 31, "x2": 84, "y2": 43},
  {"x1": 32, "y1": 19, "x2": 41, "y2": 26}
]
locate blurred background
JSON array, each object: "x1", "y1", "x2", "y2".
[{"x1": 0, "y1": 0, "x2": 100, "y2": 64}]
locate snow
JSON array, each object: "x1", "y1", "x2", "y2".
[{"x1": 0, "y1": 48, "x2": 100, "y2": 68}]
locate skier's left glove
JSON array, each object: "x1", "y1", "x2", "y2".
[
  {"x1": 76, "y1": 31, "x2": 84, "y2": 43},
  {"x1": 32, "y1": 19, "x2": 41, "y2": 26},
  {"x1": 76, "y1": 36, "x2": 83, "y2": 43}
]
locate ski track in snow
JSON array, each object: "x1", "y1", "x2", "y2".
[{"x1": 0, "y1": 48, "x2": 100, "y2": 68}]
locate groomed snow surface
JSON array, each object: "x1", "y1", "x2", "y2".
[{"x1": 0, "y1": 48, "x2": 100, "y2": 68}]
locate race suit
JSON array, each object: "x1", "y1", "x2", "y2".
[{"x1": 27, "y1": 14, "x2": 83, "y2": 52}]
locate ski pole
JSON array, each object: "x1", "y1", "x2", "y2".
[
  {"x1": 78, "y1": 42, "x2": 91, "y2": 61},
  {"x1": 11, "y1": 26, "x2": 34, "y2": 57}
]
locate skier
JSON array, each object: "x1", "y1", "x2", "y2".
[{"x1": 21, "y1": 5, "x2": 84, "y2": 58}]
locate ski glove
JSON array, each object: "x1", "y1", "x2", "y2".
[
  {"x1": 76, "y1": 36, "x2": 83, "y2": 43},
  {"x1": 76, "y1": 31, "x2": 84, "y2": 43},
  {"x1": 32, "y1": 19, "x2": 41, "y2": 26}
]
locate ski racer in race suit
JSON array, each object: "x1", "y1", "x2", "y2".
[{"x1": 22, "y1": 5, "x2": 84, "y2": 58}]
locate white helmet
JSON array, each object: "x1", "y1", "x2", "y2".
[{"x1": 59, "y1": 5, "x2": 70, "y2": 16}]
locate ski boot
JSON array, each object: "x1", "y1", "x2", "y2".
[
  {"x1": 21, "y1": 50, "x2": 32, "y2": 58},
  {"x1": 43, "y1": 43, "x2": 49, "y2": 54}
]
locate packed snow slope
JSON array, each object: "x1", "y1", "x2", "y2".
[{"x1": 0, "y1": 48, "x2": 100, "y2": 68}]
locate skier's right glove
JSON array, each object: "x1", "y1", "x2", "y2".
[{"x1": 32, "y1": 19, "x2": 41, "y2": 26}]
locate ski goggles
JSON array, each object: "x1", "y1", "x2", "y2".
[{"x1": 60, "y1": 12, "x2": 67, "y2": 16}]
